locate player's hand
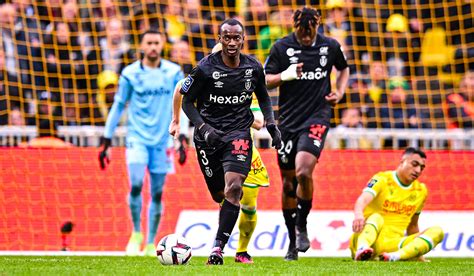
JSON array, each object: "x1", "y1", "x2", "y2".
[
  {"x1": 169, "y1": 120, "x2": 180, "y2": 139},
  {"x1": 266, "y1": 123, "x2": 282, "y2": 149},
  {"x1": 352, "y1": 215, "x2": 365, "y2": 233},
  {"x1": 198, "y1": 123, "x2": 224, "y2": 147},
  {"x1": 325, "y1": 91, "x2": 342, "y2": 106},
  {"x1": 281, "y1": 63, "x2": 304, "y2": 81},
  {"x1": 98, "y1": 137, "x2": 111, "y2": 170}
]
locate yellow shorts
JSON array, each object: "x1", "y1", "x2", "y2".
[
  {"x1": 244, "y1": 145, "x2": 269, "y2": 187},
  {"x1": 350, "y1": 230, "x2": 422, "y2": 258}
]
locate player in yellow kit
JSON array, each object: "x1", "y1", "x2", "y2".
[
  {"x1": 350, "y1": 148, "x2": 444, "y2": 262},
  {"x1": 168, "y1": 43, "x2": 269, "y2": 264}
]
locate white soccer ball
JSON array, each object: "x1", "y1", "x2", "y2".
[{"x1": 156, "y1": 234, "x2": 192, "y2": 265}]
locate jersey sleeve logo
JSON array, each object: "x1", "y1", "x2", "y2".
[
  {"x1": 367, "y1": 179, "x2": 378, "y2": 188},
  {"x1": 181, "y1": 75, "x2": 194, "y2": 93}
]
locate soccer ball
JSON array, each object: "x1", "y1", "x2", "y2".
[{"x1": 156, "y1": 234, "x2": 192, "y2": 265}]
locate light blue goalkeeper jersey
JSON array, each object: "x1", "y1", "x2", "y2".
[{"x1": 104, "y1": 60, "x2": 184, "y2": 146}]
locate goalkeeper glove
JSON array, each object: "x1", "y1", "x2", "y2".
[
  {"x1": 98, "y1": 137, "x2": 111, "y2": 170},
  {"x1": 198, "y1": 123, "x2": 224, "y2": 147},
  {"x1": 266, "y1": 123, "x2": 282, "y2": 149}
]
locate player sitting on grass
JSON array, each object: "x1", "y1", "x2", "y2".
[{"x1": 351, "y1": 147, "x2": 444, "y2": 261}]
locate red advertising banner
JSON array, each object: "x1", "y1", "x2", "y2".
[{"x1": 0, "y1": 148, "x2": 472, "y2": 251}]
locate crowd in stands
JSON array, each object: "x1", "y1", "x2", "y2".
[{"x1": 0, "y1": 0, "x2": 472, "y2": 139}]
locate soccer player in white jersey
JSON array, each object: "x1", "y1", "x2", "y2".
[{"x1": 98, "y1": 30, "x2": 184, "y2": 256}]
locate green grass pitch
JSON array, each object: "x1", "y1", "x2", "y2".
[{"x1": 1, "y1": 256, "x2": 473, "y2": 275}]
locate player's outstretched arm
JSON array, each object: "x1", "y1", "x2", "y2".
[
  {"x1": 169, "y1": 81, "x2": 183, "y2": 139},
  {"x1": 352, "y1": 192, "x2": 374, "y2": 233}
]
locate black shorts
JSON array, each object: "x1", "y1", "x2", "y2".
[
  {"x1": 195, "y1": 137, "x2": 253, "y2": 195},
  {"x1": 277, "y1": 124, "x2": 329, "y2": 170}
]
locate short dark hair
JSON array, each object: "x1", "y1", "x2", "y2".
[
  {"x1": 293, "y1": 7, "x2": 321, "y2": 32},
  {"x1": 218, "y1": 18, "x2": 244, "y2": 35},
  {"x1": 403, "y1": 147, "x2": 427, "y2": 159},
  {"x1": 140, "y1": 29, "x2": 162, "y2": 42}
]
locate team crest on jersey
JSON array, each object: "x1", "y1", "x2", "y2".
[
  {"x1": 367, "y1": 179, "x2": 378, "y2": 188},
  {"x1": 289, "y1": 56, "x2": 299, "y2": 64},
  {"x1": 319, "y1": 46, "x2": 328, "y2": 55},
  {"x1": 245, "y1": 69, "x2": 253, "y2": 78},
  {"x1": 181, "y1": 75, "x2": 194, "y2": 93},
  {"x1": 245, "y1": 80, "x2": 252, "y2": 90},
  {"x1": 320, "y1": 56, "x2": 327, "y2": 67},
  {"x1": 205, "y1": 167, "x2": 213, "y2": 177}
]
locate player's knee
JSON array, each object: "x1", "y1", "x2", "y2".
[
  {"x1": 225, "y1": 182, "x2": 242, "y2": 201},
  {"x1": 427, "y1": 226, "x2": 444, "y2": 244},
  {"x1": 366, "y1": 213, "x2": 384, "y2": 229},
  {"x1": 130, "y1": 185, "x2": 142, "y2": 197},
  {"x1": 295, "y1": 167, "x2": 313, "y2": 185},
  {"x1": 151, "y1": 191, "x2": 163, "y2": 203}
]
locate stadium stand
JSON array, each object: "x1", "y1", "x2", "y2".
[{"x1": 0, "y1": 0, "x2": 472, "y2": 149}]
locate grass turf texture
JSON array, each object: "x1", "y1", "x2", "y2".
[{"x1": 1, "y1": 256, "x2": 472, "y2": 275}]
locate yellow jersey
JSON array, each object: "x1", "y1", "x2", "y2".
[
  {"x1": 363, "y1": 171, "x2": 427, "y2": 237},
  {"x1": 244, "y1": 94, "x2": 269, "y2": 187}
]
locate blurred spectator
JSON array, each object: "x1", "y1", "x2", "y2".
[
  {"x1": 344, "y1": 78, "x2": 377, "y2": 128},
  {"x1": 446, "y1": 71, "x2": 474, "y2": 128},
  {"x1": 334, "y1": 108, "x2": 371, "y2": 149},
  {"x1": 383, "y1": 13, "x2": 420, "y2": 77},
  {"x1": 132, "y1": 1, "x2": 165, "y2": 34},
  {"x1": 367, "y1": 61, "x2": 389, "y2": 104},
  {"x1": 96, "y1": 69, "x2": 118, "y2": 119},
  {"x1": 9, "y1": 106, "x2": 25, "y2": 126},
  {"x1": 165, "y1": 0, "x2": 185, "y2": 43},
  {"x1": 169, "y1": 40, "x2": 193, "y2": 74},
  {"x1": 0, "y1": 47, "x2": 21, "y2": 125},
  {"x1": 257, "y1": 6, "x2": 293, "y2": 58},
  {"x1": 44, "y1": 22, "x2": 85, "y2": 101},
  {"x1": 182, "y1": 0, "x2": 201, "y2": 26},
  {"x1": 380, "y1": 76, "x2": 420, "y2": 129},
  {"x1": 325, "y1": 0, "x2": 351, "y2": 49},
  {"x1": 0, "y1": 3, "x2": 41, "y2": 86},
  {"x1": 98, "y1": 18, "x2": 134, "y2": 74},
  {"x1": 36, "y1": 90, "x2": 60, "y2": 137},
  {"x1": 242, "y1": 0, "x2": 269, "y2": 56}
]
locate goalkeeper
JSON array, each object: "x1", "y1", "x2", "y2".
[
  {"x1": 99, "y1": 30, "x2": 184, "y2": 256},
  {"x1": 168, "y1": 42, "x2": 270, "y2": 264},
  {"x1": 351, "y1": 148, "x2": 444, "y2": 262}
]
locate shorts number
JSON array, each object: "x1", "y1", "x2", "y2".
[
  {"x1": 199, "y1": 150, "x2": 209, "y2": 166},
  {"x1": 278, "y1": 140, "x2": 293, "y2": 155}
]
